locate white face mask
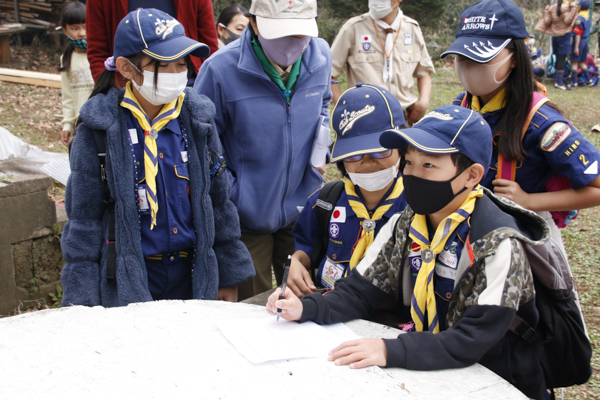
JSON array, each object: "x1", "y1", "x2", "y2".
[
  {"x1": 348, "y1": 160, "x2": 400, "y2": 192},
  {"x1": 132, "y1": 69, "x2": 188, "y2": 106},
  {"x1": 455, "y1": 52, "x2": 513, "y2": 97},
  {"x1": 369, "y1": 0, "x2": 394, "y2": 20}
]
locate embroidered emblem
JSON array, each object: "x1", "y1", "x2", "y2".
[
  {"x1": 362, "y1": 42, "x2": 371, "y2": 51},
  {"x1": 420, "y1": 111, "x2": 453, "y2": 122},
  {"x1": 541, "y1": 122, "x2": 572, "y2": 152},
  {"x1": 339, "y1": 105, "x2": 375, "y2": 135},
  {"x1": 584, "y1": 160, "x2": 598, "y2": 175},
  {"x1": 155, "y1": 18, "x2": 179, "y2": 39},
  {"x1": 329, "y1": 223, "x2": 341, "y2": 239}
]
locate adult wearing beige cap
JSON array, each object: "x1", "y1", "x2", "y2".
[
  {"x1": 194, "y1": 0, "x2": 332, "y2": 300},
  {"x1": 330, "y1": 0, "x2": 435, "y2": 124}
]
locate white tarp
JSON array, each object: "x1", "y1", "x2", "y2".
[{"x1": 0, "y1": 126, "x2": 70, "y2": 185}]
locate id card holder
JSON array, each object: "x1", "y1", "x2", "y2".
[
  {"x1": 137, "y1": 184, "x2": 151, "y2": 215},
  {"x1": 320, "y1": 258, "x2": 346, "y2": 289}
]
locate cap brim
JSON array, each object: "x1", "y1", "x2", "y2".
[
  {"x1": 380, "y1": 128, "x2": 459, "y2": 155},
  {"x1": 256, "y1": 16, "x2": 318, "y2": 39},
  {"x1": 143, "y1": 37, "x2": 210, "y2": 62},
  {"x1": 441, "y1": 37, "x2": 511, "y2": 63},
  {"x1": 330, "y1": 131, "x2": 388, "y2": 163}
]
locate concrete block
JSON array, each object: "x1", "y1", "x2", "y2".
[
  {"x1": 0, "y1": 188, "x2": 56, "y2": 244},
  {"x1": 0, "y1": 175, "x2": 52, "y2": 198}
]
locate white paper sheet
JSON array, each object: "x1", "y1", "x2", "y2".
[
  {"x1": 217, "y1": 317, "x2": 359, "y2": 364},
  {"x1": 310, "y1": 116, "x2": 330, "y2": 168}
]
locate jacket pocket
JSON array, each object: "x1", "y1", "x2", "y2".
[{"x1": 174, "y1": 163, "x2": 192, "y2": 217}]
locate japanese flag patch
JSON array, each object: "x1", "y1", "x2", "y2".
[
  {"x1": 330, "y1": 206, "x2": 346, "y2": 223},
  {"x1": 360, "y1": 34, "x2": 372, "y2": 43},
  {"x1": 541, "y1": 122, "x2": 571, "y2": 152}
]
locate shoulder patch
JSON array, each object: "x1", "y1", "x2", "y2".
[{"x1": 541, "y1": 122, "x2": 571, "y2": 152}]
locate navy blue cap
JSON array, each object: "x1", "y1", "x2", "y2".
[
  {"x1": 380, "y1": 105, "x2": 493, "y2": 175},
  {"x1": 114, "y1": 8, "x2": 210, "y2": 61},
  {"x1": 441, "y1": 0, "x2": 527, "y2": 63},
  {"x1": 579, "y1": 0, "x2": 590, "y2": 10},
  {"x1": 330, "y1": 83, "x2": 405, "y2": 163}
]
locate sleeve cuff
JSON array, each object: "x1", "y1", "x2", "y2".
[{"x1": 383, "y1": 336, "x2": 408, "y2": 368}]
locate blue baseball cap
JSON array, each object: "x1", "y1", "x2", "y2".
[
  {"x1": 441, "y1": 0, "x2": 527, "y2": 63},
  {"x1": 330, "y1": 83, "x2": 405, "y2": 163},
  {"x1": 114, "y1": 8, "x2": 210, "y2": 61},
  {"x1": 380, "y1": 105, "x2": 493, "y2": 175}
]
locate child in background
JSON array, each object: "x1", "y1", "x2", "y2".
[
  {"x1": 289, "y1": 83, "x2": 407, "y2": 298},
  {"x1": 570, "y1": 0, "x2": 593, "y2": 87},
  {"x1": 268, "y1": 106, "x2": 550, "y2": 399},
  {"x1": 441, "y1": 0, "x2": 600, "y2": 257},
  {"x1": 61, "y1": 8, "x2": 254, "y2": 307},
  {"x1": 58, "y1": 1, "x2": 93, "y2": 147}
]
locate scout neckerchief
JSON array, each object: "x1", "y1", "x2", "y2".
[
  {"x1": 120, "y1": 82, "x2": 185, "y2": 230},
  {"x1": 467, "y1": 87, "x2": 506, "y2": 115},
  {"x1": 371, "y1": 9, "x2": 402, "y2": 83},
  {"x1": 251, "y1": 38, "x2": 302, "y2": 103},
  {"x1": 344, "y1": 176, "x2": 404, "y2": 270},
  {"x1": 409, "y1": 184, "x2": 483, "y2": 333}
]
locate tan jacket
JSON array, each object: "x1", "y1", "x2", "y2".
[
  {"x1": 534, "y1": 2, "x2": 580, "y2": 37},
  {"x1": 331, "y1": 13, "x2": 434, "y2": 109}
]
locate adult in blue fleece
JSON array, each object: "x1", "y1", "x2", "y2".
[
  {"x1": 61, "y1": 87, "x2": 255, "y2": 307},
  {"x1": 194, "y1": 2, "x2": 332, "y2": 299}
]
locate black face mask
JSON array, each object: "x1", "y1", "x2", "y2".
[
  {"x1": 222, "y1": 27, "x2": 241, "y2": 46},
  {"x1": 403, "y1": 172, "x2": 467, "y2": 215}
]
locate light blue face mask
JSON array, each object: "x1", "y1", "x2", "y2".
[{"x1": 67, "y1": 36, "x2": 87, "y2": 51}]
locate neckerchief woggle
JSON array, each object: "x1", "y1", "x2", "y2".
[
  {"x1": 120, "y1": 82, "x2": 185, "y2": 229},
  {"x1": 409, "y1": 184, "x2": 483, "y2": 333},
  {"x1": 344, "y1": 176, "x2": 404, "y2": 270}
]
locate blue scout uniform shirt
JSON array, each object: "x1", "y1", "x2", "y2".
[
  {"x1": 454, "y1": 94, "x2": 600, "y2": 193},
  {"x1": 408, "y1": 220, "x2": 470, "y2": 329},
  {"x1": 574, "y1": 15, "x2": 591, "y2": 38},
  {"x1": 125, "y1": 111, "x2": 196, "y2": 257},
  {"x1": 293, "y1": 177, "x2": 407, "y2": 288}
]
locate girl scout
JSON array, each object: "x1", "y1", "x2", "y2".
[
  {"x1": 61, "y1": 9, "x2": 254, "y2": 307},
  {"x1": 288, "y1": 83, "x2": 407, "y2": 297}
]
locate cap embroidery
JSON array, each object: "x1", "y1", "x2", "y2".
[
  {"x1": 339, "y1": 105, "x2": 375, "y2": 135},
  {"x1": 463, "y1": 40, "x2": 505, "y2": 59},
  {"x1": 155, "y1": 18, "x2": 180, "y2": 40},
  {"x1": 421, "y1": 111, "x2": 453, "y2": 121},
  {"x1": 462, "y1": 14, "x2": 498, "y2": 31}
]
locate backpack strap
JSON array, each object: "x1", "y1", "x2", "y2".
[
  {"x1": 93, "y1": 131, "x2": 116, "y2": 281},
  {"x1": 310, "y1": 181, "x2": 345, "y2": 280},
  {"x1": 496, "y1": 92, "x2": 549, "y2": 181},
  {"x1": 509, "y1": 315, "x2": 553, "y2": 379}
]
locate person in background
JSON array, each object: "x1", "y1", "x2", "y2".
[
  {"x1": 86, "y1": 0, "x2": 218, "y2": 87},
  {"x1": 569, "y1": 0, "x2": 593, "y2": 87},
  {"x1": 61, "y1": 8, "x2": 254, "y2": 307},
  {"x1": 526, "y1": 33, "x2": 545, "y2": 80},
  {"x1": 329, "y1": 0, "x2": 434, "y2": 124},
  {"x1": 194, "y1": 0, "x2": 332, "y2": 301},
  {"x1": 289, "y1": 83, "x2": 407, "y2": 299},
  {"x1": 59, "y1": 1, "x2": 93, "y2": 147},
  {"x1": 217, "y1": 4, "x2": 249, "y2": 48}
]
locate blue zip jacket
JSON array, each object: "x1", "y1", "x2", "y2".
[
  {"x1": 194, "y1": 29, "x2": 332, "y2": 233},
  {"x1": 61, "y1": 88, "x2": 254, "y2": 307}
]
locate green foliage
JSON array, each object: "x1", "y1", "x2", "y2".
[{"x1": 49, "y1": 285, "x2": 63, "y2": 308}]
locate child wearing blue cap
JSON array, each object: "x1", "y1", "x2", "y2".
[
  {"x1": 570, "y1": 0, "x2": 594, "y2": 87},
  {"x1": 267, "y1": 105, "x2": 551, "y2": 399},
  {"x1": 441, "y1": 0, "x2": 600, "y2": 263},
  {"x1": 61, "y1": 8, "x2": 254, "y2": 307},
  {"x1": 288, "y1": 83, "x2": 407, "y2": 298}
]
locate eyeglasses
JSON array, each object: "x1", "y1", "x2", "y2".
[{"x1": 343, "y1": 149, "x2": 393, "y2": 163}]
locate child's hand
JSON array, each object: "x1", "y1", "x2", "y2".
[
  {"x1": 328, "y1": 338, "x2": 388, "y2": 369},
  {"x1": 265, "y1": 287, "x2": 303, "y2": 321},
  {"x1": 61, "y1": 131, "x2": 71, "y2": 147},
  {"x1": 492, "y1": 179, "x2": 531, "y2": 209},
  {"x1": 217, "y1": 286, "x2": 238, "y2": 302},
  {"x1": 288, "y1": 257, "x2": 316, "y2": 297}
]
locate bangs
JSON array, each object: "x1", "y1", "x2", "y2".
[{"x1": 60, "y1": 2, "x2": 86, "y2": 27}]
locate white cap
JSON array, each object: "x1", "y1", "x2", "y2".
[{"x1": 249, "y1": 0, "x2": 318, "y2": 39}]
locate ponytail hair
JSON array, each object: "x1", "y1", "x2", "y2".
[
  {"x1": 463, "y1": 39, "x2": 534, "y2": 161},
  {"x1": 58, "y1": 1, "x2": 86, "y2": 73}
]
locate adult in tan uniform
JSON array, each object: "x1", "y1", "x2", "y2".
[{"x1": 330, "y1": 0, "x2": 434, "y2": 124}]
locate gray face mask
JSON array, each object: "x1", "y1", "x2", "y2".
[{"x1": 219, "y1": 23, "x2": 241, "y2": 46}]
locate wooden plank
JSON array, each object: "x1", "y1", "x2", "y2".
[{"x1": 0, "y1": 67, "x2": 61, "y2": 88}]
